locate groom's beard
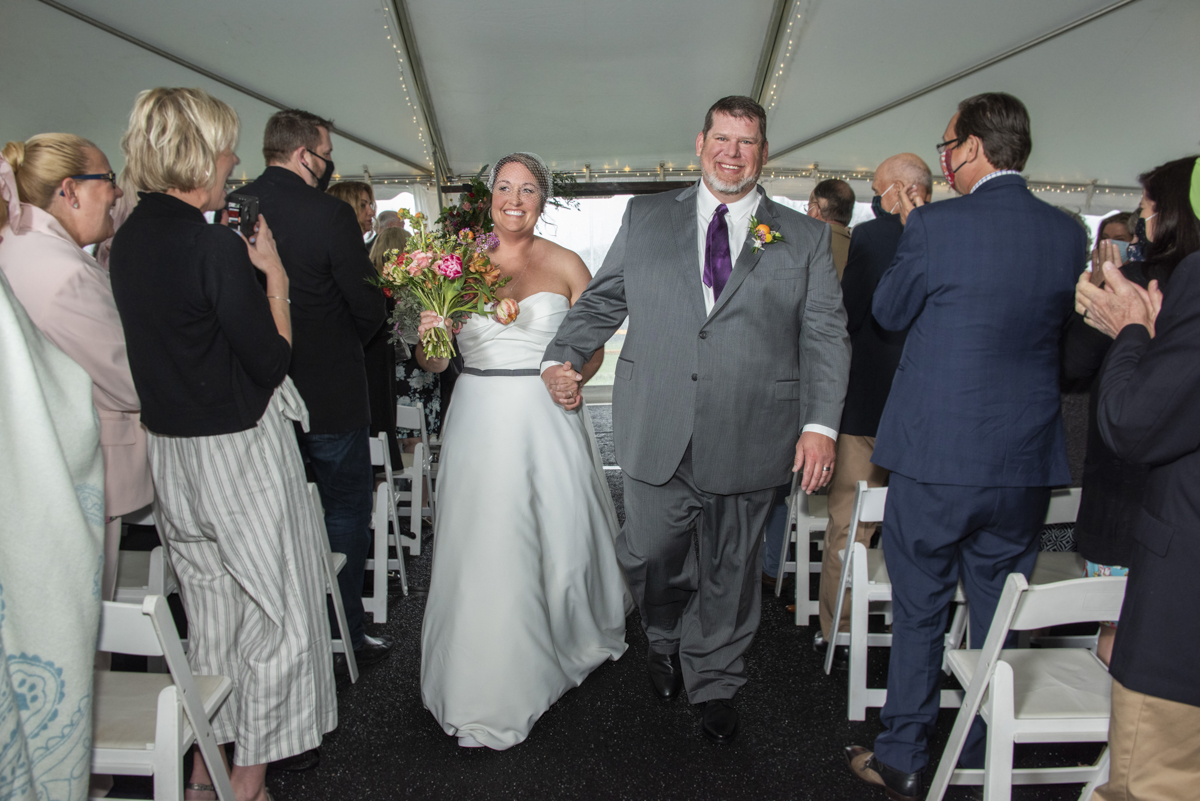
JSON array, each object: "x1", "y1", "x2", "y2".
[{"x1": 702, "y1": 167, "x2": 760, "y2": 196}]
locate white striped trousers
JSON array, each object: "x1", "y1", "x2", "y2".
[{"x1": 147, "y1": 381, "x2": 337, "y2": 766}]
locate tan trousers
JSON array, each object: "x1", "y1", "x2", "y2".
[
  {"x1": 818, "y1": 435, "x2": 889, "y2": 640},
  {"x1": 1095, "y1": 678, "x2": 1200, "y2": 800}
]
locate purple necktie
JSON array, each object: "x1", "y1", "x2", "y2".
[{"x1": 703, "y1": 203, "x2": 732, "y2": 300}]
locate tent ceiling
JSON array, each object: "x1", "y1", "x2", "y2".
[{"x1": 2, "y1": 0, "x2": 1197, "y2": 197}]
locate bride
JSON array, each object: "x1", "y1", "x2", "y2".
[{"x1": 418, "y1": 152, "x2": 628, "y2": 750}]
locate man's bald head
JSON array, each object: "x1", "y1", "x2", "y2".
[{"x1": 874, "y1": 153, "x2": 933, "y2": 202}]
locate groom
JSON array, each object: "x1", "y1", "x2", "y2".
[{"x1": 542, "y1": 96, "x2": 850, "y2": 742}]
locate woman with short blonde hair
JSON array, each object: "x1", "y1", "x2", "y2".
[
  {"x1": 109, "y1": 87, "x2": 336, "y2": 801},
  {"x1": 0, "y1": 132, "x2": 152, "y2": 610}
]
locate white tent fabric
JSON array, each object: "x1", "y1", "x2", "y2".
[{"x1": 2, "y1": 0, "x2": 1197, "y2": 208}]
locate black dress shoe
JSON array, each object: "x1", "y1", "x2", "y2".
[
  {"x1": 268, "y1": 747, "x2": 320, "y2": 773},
  {"x1": 701, "y1": 699, "x2": 739, "y2": 743},
  {"x1": 845, "y1": 746, "x2": 924, "y2": 801},
  {"x1": 646, "y1": 650, "x2": 683, "y2": 700},
  {"x1": 353, "y1": 634, "x2": 394, "y2": 667},
  {"x1": 761, "y1": 571, "x2": 778, "y2": 591},
  {"x1": 813, "y1": 631, "x2": 850, "y2": 670}
]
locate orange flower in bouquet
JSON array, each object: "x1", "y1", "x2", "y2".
[{"x1": 374, "y1": 210, "x2": 515, "y2": 358}]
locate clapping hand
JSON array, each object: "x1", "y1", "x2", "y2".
[
  {"x1": 543, "y1": 361, "x2": 583, "y2": 411},
  {"x1": 1075, "y1": 262, "x2": 1163, "y2": 339},
  {"x1": 1089, "y1": 240, "x2": 1125, "y2": 286}
]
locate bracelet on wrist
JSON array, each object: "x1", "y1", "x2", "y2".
[{"x1": 267, "y1": 295, "x2": 290, "y2": 304}]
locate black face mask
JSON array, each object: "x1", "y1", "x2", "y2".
[
  {"x1": 871, "y1": 194, "x2": 897, "y2": 220},
  {"x1": 305, "y1": 149, "x2": 334, "y2": 192}
]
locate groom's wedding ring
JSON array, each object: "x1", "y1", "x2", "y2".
[{"x1": 822, "y1": 466, "x2": 831, "y2": 472}]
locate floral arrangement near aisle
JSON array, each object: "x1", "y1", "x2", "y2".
[{"x1": 374, "y1": 208, "x2": 511, "y2": 359}]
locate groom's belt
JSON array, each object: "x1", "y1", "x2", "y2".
[{"x1": 461, "y1": 367, "x2": 541, "y2": 377}]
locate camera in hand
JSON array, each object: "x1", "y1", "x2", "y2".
[{"x1": 225, "y1": 193, "x2": 260, "y2": 237}]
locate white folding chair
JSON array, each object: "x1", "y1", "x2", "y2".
[
  {"x1": 825, "y1": 482, "x2": 970, "y2": 719},
  {"x1": 363, "y1": 434, "x2": 408, "y2": 625},
  {"x1": 827, "y1": 484, "x2": 1090, "y2": 721},
  {"x1": 115, "y1": 546, "x2": 177, "y2": 603},
  {"x1": 773, "y1": 472, "x2": 830, "y2": 625},
  {"x1": 396, "y1": 399, "x2": 437, "y2": 516},
  {"x1": 394, "y1": 401, "x2": 433, "y2": 556},
  {"x1": 927, "y1": 573, "x2": 1125, "y2": 801},
  {"x1": 92, "y1": 596, "x2": 234, "y2": 801},
  {"x1": 308, "y1": 483, "x2": 359, "y2": 684}
]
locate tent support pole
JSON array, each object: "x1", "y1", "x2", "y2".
[
  {"x1": 33, "y1": 0, "x2": 431, "y2": 174},
  {"x1": 768, "y1": 0, "x2": 1142, "y2": 163},
  {"x1": 388, "y1": 0, "x2": 451, "y2": 180}
]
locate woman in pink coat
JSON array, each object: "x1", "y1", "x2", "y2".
[{"x1": 0, "y1": 134, "x2": 153, "y2": 601}]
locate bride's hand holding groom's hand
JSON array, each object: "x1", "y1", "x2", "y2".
[{"x1": 543, "y1": 361, "x2": 583, "y2": 410}]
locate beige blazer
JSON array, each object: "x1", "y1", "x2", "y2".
[{"x1": 0, "y1": 204, "x2": 153, "y2": 517}]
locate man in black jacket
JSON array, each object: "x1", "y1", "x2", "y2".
[
  {"x1": 815, "y1": 154, "x2": 930, "y2": 662},
  {"x1": 239, "y1": 109, "x2": 390, "y2": 665}
]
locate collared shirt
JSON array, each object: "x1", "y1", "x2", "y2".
[
  {"x1": 971, "y1": 170, "x2": 1023, "y2": 193},
  {"x1": 543, "y1": 179, "x2": 837, "y2": 443},
  {"x1": 695, "y1": 179, "x2": 761, "y2": 315}
]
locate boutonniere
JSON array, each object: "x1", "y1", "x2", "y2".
[{"x1": 749, "y1": 216, "x2": 784, "y2": 252}]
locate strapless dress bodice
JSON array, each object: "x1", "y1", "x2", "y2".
[{"x1": 455, "y1": 291, "x2": 570, "y2": 372}]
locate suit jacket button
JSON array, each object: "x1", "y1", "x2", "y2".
[
  {"x1": 691, "y1": 373, "x2": 698, "y2": 381},
  {"x1": 699, "y1": 332, "x2": 708, "y2": 339}
]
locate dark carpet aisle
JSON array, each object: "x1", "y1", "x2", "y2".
[{"x1": 114, "y1": 404, "x2": 1099, "y2": 801}]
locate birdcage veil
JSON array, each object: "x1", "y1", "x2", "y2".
[{"x1": 486, "y1": 152, "x2": 554, "y2": 208}]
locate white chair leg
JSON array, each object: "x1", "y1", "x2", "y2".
[
  {"x1": 325, "y1": 554, "x2": 359, "y2": 684},
  {"x1": 776, "y1": 495, "x2": 797, "y2": 599},
  {"x1": 982, "y1": 664, "x2": 1017, "y2": 801},
  {"x1": 1078, "y1": 746, "x2": 1111, "y2": 801},
  {"x1": 153, "y1": 688, "x2": 185, "y2": 801},
  {"x1": 387, "y1": 471, "x2": 408, "y2": 597},
  {"x1": 847, "y1": 546, "x2": 870, "y2": 720},
  {"x1": 826, "y1": 539, "x2": 858, "y2": 675},
  {"x1": 943, "y1": 603, "x2": 969, "y2": 672}
]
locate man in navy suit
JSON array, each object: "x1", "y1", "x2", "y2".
[{"x1": 846, "y1": 93, "x2": 1086, "y2": 801}]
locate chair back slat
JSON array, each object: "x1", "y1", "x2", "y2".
[
  {"x1": 395, "y1": 401, "x2": 425, "y2": 431},
  {"x1": 1043, "y1": 487, "x2": 1083, "y2": 525},
  {"x1": 97, "y1": 600, "x2": 164, "y2": 656},
  {"x1": 1010, "y1": 575, "x2": 1126, "y2": 631},
  {"x1": 852, "y1": 482, "x2": 888, "y2": 526},
  {"x1": 368, "y1": 436, "x2": 385, "y2": 467}
]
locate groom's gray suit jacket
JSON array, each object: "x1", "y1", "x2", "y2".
[{"x1": 545, "y1": 183, "x2": 851, "y2": 496}]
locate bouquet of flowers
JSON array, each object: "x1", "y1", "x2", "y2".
[{"x1": 374, "y1": 209, "x2": 515, "y2": 359}]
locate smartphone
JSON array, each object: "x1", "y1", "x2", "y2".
[
  {"x1": 1109, "y1": 239, "x2": 1130, "y2": 263},
  {"x1": 224, "y1": 193, "x2": 259, "y2": 238}
]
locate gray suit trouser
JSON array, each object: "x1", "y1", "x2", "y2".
[{"x1": 618, "y1": 443, "x2": 776, "y2": 704}]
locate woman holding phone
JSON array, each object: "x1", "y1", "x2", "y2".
[
  {"x1": 1061, "y1": 155, "x2": 1200, "y2": 664},
  {"x1": 109, "y1": 87, "x2": 336, "y2": 801}
]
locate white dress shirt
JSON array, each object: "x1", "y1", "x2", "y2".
[{"x1": 544, "y1": 179, "x2": 837, "y2": 443}]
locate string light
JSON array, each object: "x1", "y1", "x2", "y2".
[
  {"x1": 378, "y1": 0, "x2": 433, "y2": 169},
  {"x1": 763, "y1": 2, "x2": 806, "y2": 112}
]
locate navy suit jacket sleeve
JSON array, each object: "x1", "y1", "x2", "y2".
[
  {"x1": 1098, "y1": 257, "x2": 1200, "y2": 466},
  {"x1": 872, "y1": 210, "x2": 929, "y2": 332}
]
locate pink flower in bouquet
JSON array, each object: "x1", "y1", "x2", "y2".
[
  {"x1": 437, "y1": 253, "x2": 464, "y2": 279},
  {"x1": 406, "y1": 259, "x2": 423, "y2": 277},
  {"x1": 410, "y1": 251, "x2": 432, "y2": 271},
  {"x1": 495, "y1": 297, "x2": 520, "y2": 325},
  {"x1": 461, "y1": 201, "x2": 472, "y2": 212}
]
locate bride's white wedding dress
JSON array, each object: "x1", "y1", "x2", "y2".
[{"x1": 420, "y1": 291, "x2": 628, "y2": 750}]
